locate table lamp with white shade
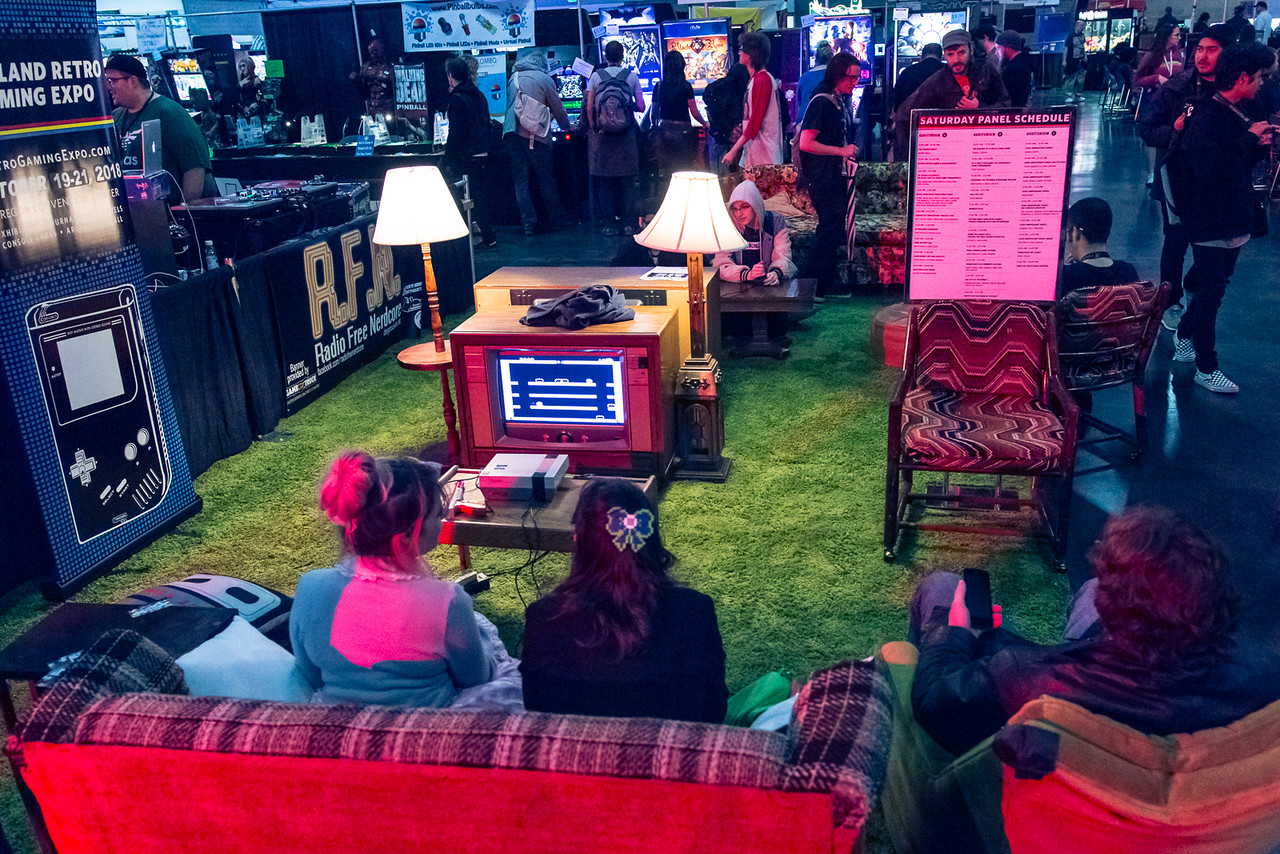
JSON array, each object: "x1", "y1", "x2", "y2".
[
  {"x1": 636, "y1": 171, "x2": 745, "y2": 481},
  {"x1": 375, "y1": 165, "x2": 470, "y2": 461},
  {"x1": 373, "y1": 165, "x2": 469, "y2": 354}
]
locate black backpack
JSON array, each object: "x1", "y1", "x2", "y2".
[
  {"x1": 593, "y1": 68, "x2": 635, "y2": 134},
  {"x1": 702, "y1": 75, "x2": 739, "y2": 144}
]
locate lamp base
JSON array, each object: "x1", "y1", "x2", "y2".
[{"x1": 672, "y1": 354, "x2": 731, "y2": 483}]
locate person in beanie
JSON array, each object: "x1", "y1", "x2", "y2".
[{"x1": 893, "y1": 29, "x2": 1009, "y2": 156}]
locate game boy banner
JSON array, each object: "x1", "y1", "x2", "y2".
[
  {"x1": 0, "y1": 0, "x2": 199, "y2": 596},
  {"x1": 402, "y1": 0, "x2": 536, "y2": 52}
]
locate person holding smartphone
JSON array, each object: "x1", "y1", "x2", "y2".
[{"x1": 903, "y1": 506, "x2": 1280, "y2": 758}]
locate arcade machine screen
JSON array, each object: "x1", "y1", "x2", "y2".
[
  {"x1": 660, "y1": 18, "x2": 730, "y2": 92},
  {"x1": 809, "y1": 15, "x2": 874, "y2": 84},
  {"x1": 894, "y1": 10, "x2": 969, "y2": 79},
  {"x1": 609, "y1": 24, "x2": 662, "y2": 108},
  {"x1": 170, "y1": 73, "x2": 208, "y2": 103},
  {"x1": 551, "y1": 70, "x2": 586, "y2": 131}
]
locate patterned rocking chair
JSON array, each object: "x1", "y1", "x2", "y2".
[
  {"x1": 885, "y1": 301, "x2": 1079, "y2": 566},
  {"x1": 1054, "y1": 281, "x2": 1169, "y2": 463}
]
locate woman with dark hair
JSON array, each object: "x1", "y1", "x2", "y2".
[
  {"x1": 796, "y1": 52, "x2": 861, "y2": 296},
  {"x1": 650, "y1": 49, "x2": 707, "y2": 175},
  {"x1": 721, "y1": 31, "x2": 784, "y2": 167},
  {"x1": 290, "y1": 451, "x2": 496, "y2": 706},
  {"x1": 520, "y1": 478, "x2": 728, "y2": 722}
]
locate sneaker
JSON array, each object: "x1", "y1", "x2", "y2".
[
  {"x1": 1172, "y1": 332, "x2": 1196, "y2": 363},
  {"x1": 478, "y1": 238, "x2": 498, "y2": 250},
  {"x1": 1162, "y1": 304, "x2": 1184, "y2": 332},
  {"x1": 1195, "y1": 370, "x2": 1239, "y2": 394}
]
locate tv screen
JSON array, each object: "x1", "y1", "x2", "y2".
[
  {"x1": 660, "y1": 18, "x2": 730, "y2": 92},
  {"x1": 808, "y1": 15, "x2": 874, "y2": 83},
  {"x1": 498, "y1": 350, "x2": 626, "y2": 426},
  {"x1": 171, "y1": 73, "x2": 208, "y2": 102}
]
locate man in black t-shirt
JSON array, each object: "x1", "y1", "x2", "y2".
[
  {"x1": 797, "y1": 52, "x2": 860, "y2": 295},
  {"x1": 1059, "y1": 197, "x2": 1141, "y2": 298}
]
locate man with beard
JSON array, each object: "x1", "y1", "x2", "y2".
[
  {"x1": 997, "y1": 29, "x2": 1035, "y2": 107},
  {"x1": 1141, "y1": 24, "x2": 1232, "y2": 332},
  {"x1": 893, "y1": 29, "x2": 1009, "y2": 157}
]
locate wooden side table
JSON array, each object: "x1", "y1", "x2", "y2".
[{"x1": 398, "y1": 341, "x2": 461, "y2": 462}]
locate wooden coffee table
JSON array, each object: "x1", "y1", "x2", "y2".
[
  {"x1": 718, "y1": 277, "x2": 816, "y2": 358},
  {"x1": 441, "y1": 471, "x2": 658, "y2": 571}
]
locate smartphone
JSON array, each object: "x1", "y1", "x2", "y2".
[{"x1": 963, "y1": 568, "x2": 994, "y2": 630}]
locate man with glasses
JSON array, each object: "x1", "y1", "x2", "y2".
[
  {"x1": 105, "y1": 55, "x2": 215, "y2": 201},
  {"x1": 795, "y1": 52, "x2": 861, "y2": 295}
]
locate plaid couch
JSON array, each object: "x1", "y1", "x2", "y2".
[
  {"x1": 721, "y1": 163, "x2": 908, "y2": 290},
  {"x1": 11, "y1": 630, "x2": 891, "y2": 854}
]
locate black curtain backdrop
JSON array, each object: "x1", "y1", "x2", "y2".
[
  {"x1": 151, "y1": 267, "x2": 256, "y2": 478},
  {"x1": 262, "y1": 7, "x2": 366, "y2": 142}
]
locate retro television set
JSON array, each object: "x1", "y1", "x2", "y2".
[
  {"x1": 808, "y1": 14, "x2": 874, "y2": 84},
  {"x1": 660, "y1": 18, "x2": 730, "y2": 92},
  {"x1": 450, "y1": 307, "x2": 678, "y2": 476}
]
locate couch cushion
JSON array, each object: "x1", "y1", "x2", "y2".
[
  {"x1": 902, "y1": 387, "x2": 1065, "y2": 473},
  {"x1": 71, "y1": 695, "x2": 789, "y2": 790},
  {"x1": 16, "y1": 630, "x2": 188, "y2": 747}
]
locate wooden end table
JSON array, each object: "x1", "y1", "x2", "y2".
[{"x1": 398, "y1": 340, "x2": 461, "y2": 462}]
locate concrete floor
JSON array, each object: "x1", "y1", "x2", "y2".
[{"x1": 468, "y1": 91, "x2": 1280, "y2": 653}]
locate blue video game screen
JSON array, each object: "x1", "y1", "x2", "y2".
[{"x1": 498, "y1": 351, "x2": 626, "y2": 425}]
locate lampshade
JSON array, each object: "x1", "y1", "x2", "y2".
[
  {"x1": 635, "y1": 171, "x2": 747, "y2": 255},
  {"x1": 372, "y1": 166, "x2": 469, "y2": 245}
]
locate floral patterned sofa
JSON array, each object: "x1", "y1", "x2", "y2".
[{"x1": 721, "y1": 163, "x2": 908, "y2": 290}]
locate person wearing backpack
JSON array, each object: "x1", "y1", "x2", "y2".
[
  {"x1": 702, "y1": 63, "x2": 750, "y2": 169},
  {"x1": 721, "y1": 31, "x2": 784, "y2": 168},
  {"x1": 796, "y1": 52, "x2": 860, "y2": 296},
  {"x1": 585, "y1": 41, "x2": 646, "y2": 235},
  {"x1": 503, "y1": 51, "x2": 573, "y2": 235}
]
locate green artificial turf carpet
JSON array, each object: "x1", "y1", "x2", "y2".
[{"x1": 0, "y1": 296, "x2": 1071, "y2": 853}]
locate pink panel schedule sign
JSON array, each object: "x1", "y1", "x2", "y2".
[{"x1": 906, "y1": 109, "x2": 1076, "y2": 302}]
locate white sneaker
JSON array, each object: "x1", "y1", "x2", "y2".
[
  {"x1": 1195, "y1": 370, "x2": 1239, "y2": 394},
  {"x1": 1172, "y1": 333, "x2": 1196, "y2": 363},
  {"x1": 1161, "y1": 304, "x2": 1184, "y2": 332}
]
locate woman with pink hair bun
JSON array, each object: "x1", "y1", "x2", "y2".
[{"x1": 290, "y1": 450, "x2": 497, "y2": 707}]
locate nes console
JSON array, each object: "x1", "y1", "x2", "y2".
[{"x1": 478, "y1": 453, "x2": 569, "y2": 501}]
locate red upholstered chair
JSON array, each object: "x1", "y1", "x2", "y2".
[
  {"x1": 885, "y1": 301, "x2": 1078, "y2": 566},
  {"x1": 1053, "y1": 281, "x2": 1169, "y2": 463}
]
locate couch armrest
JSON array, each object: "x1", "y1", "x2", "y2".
[
  {"x1": 13, "y1": 630, "x2": 187, "y2": 749},
  {"x1": 782, "y1": 660, "x2": 892, "y2": 837}
]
